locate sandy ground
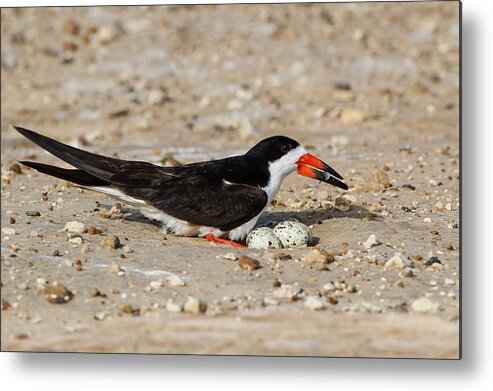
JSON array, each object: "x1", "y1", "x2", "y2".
[{"x1": 1, "y1": 3, "x2": 460, "y2": 358}]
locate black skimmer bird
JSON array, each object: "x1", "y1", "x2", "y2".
[{"x1": 14, "y1": 125, "x2": 348, "y2": 248}]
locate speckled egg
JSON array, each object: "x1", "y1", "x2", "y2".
[
  {"x1": 272, "y1": 221, "x2": 312, "y2": 248},
  {"x1": 246, "y1": 227, "x2": 284, "y2": 249}
]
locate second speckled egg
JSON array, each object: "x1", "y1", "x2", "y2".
[{"x1": 272, "y1": 221, "x2": 312, "y2": 248}]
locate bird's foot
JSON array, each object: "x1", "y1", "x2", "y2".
[{"x1": 205, "y1": 233, "x2": 247, "y2": 248}]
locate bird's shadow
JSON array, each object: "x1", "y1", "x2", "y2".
[{"x1": 260, "y1": 204, "x2": 376, "y2": 226}]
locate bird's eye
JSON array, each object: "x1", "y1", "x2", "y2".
[{"x1": 281, "y1": 144, "x2": 291, "y2": 153}]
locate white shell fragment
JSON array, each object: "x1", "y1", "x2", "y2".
[
  {"x1": 411, "y1": 297, "x2": 440, "y2": 314},
  {"x1": 63, "y1": 221, "x2": 86, "y2": 234},
  {"x1": 246, "y1": 227, "x2": 283, "y2": 249},
  {"x1": 273, "y1": 284, "x2": 302, "y2": 301},
  {"x1": 272, "y1": 221, "x2": 312, "y2": 248},
  {"x1": 304, "y1": 295, "x2": 326, "y2": 311},
  {"x1": 2, "y1": 227, "x2": 16, "y2": 236},
  {"x1": 363, "y1": 234, "x2": 380, "y2": 250},
  {"x1": 166, "y1": 274, "x2": 186, "y2": 287},
  {"x1": 384, "y1": 252, "x2": 409, "y2": 270}
]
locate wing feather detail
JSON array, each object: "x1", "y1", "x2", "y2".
[{"x1": 110, "y1": 168, "x2": 267, "y2": 231}]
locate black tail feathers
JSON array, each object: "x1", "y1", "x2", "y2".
[
  {"x1": 19, "y1": 161, "x2": 109, "y2": 186},
  {"x1": 13, "y1": 125, "x2": 126, "y2": 181}
]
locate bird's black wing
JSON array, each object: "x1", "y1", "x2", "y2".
[{"x1": 110, "y1": 167, "x2": 268, "y2": 231}]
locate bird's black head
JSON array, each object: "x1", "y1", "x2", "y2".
[
  {"x1": 246, "y1": 136, "x2": 301, "y2": 163},
  {"x1": 245, "y1": 135, "x2": 348, "y2": 191}
]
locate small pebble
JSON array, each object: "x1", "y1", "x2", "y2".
[
  {"x1": 2, "y1": 227, "x2": 16, "y2": 236},
  {"x1": 36, "y1": 278, "x2": 48, "y2": 288},
  {"x1": 121, "y1": 245, "x2": 133, "y2": 254},
  {"x1": 166, "y1": 299, "x2": 182, "y2": 313},
  {"x1": 334, "y1": 196, "x2": 351, "y2": 212},
  {"x1": 411, "y1": 297, "x2": 440, "y2": 314},
  {"x1": 322, "y1": 282, "x2": 336, "y2": 292},
  {"x1": 220, "y1": 252, "x2": 238, "y2": 261},
  {"x1": 64, "y1": 221, "x2": 86, "y2": 234},
  {"x1": 97, "y1": 24, "x2": 119, "y2": 44},
  {"x1": 363, "y1": 234, "x2": 380, "y2": 250},
  {"x1": 372, "y1": 170, "x2": 391, "y2": 188},
  {"x1": 149, "y1": 280, "x2": 162, "y2": 289},
  {"x1": 301, "y1": 248, "x2": 334, "y2": 268},
  {"x1": 263, "y1": 297, "x2": 280, "y2": 306},
  {"x1": 30, "y1": 229, "x2": 41, "y2": 237},
  {"x1": 2, "y1": 299, "x2": 10, "y2": 311},
  {"x1": 238, "y1": 255, "x2": 261, "y2": 271},
  {"x1": 346, "y1": 284, "x2": 358, "y2": 293},
  {"x1": 401, "y1": 267, "x2": 415, "y2": 277},
  {"x1": 273, "y1": 284, "x2": 302, "y2": 301},
  {"x1": 108, "y1": 261, "x2": 124, "y2": 275},
  {"x1": 43, "y1": 283, "x2": 73, "y2": 304},
  {"x1": 148, "y1": 89, "x2": 166, "y2": 105},
  {"x1": 425, "y1": 256, "x2": 442, "y2": 266},
  {"x1": 89, "y1": 288, "x2": 104, "y2": 297},
  {"x1": 121, "y1": 304, "x2": 140, "y2": 316},
  {"x1": 272, "y1": 278, "x2": 282, "y2": 287},
  {"x1": 63, "y1": 19, "x2": 80, "y2": 35},
  {"x1": 327, "y1": 297, "x2": 338, "y2": 305},
  {"x1": 183, "y1": 296, "x2": 207, "y2": 314},
  {"x1": 304, "y1": 296, "x2": 326, "y2": 311},
  {"x1": 68, "y1": 236, "x2": 83, "y2": 245},
  {"x1": 9, "y1": 163, "x2": 22, "y2": 174},
  {"x1": 93, "y1": 311, "x2": 108, "y2": 321},
  {"x1": 384, "y1": 252, "x2": 408, "y2": 270},
  {"x1": 87, "y1": 227, "x2": 103, "y2": 235},
  {"x1": 100, "y1": 235, "x2": 120, "y2": 249},
  {"x1": 167, "y1": 274, "x2": 186, "y2": 287},
  {"x1": 266, "y1": 252, "x2": 292, "y2": 262}
]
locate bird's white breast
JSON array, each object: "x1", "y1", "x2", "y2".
[{"x1": 261, "y1": 145, "x2": 307, "y2": 202}]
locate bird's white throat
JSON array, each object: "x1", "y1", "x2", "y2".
[{"x1": 261, "y1": 145, "x2": 307, "y2": 202}]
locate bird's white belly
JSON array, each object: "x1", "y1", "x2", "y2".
[
  {"x1": 227, "y1": 210, "x2": 264, "y2": 241},
  {"x1": 139, "y1": 205, "x2": 260, "y2": 241},
  {"x1": 139, "y1": 206, "x2": 201, "y2": 236},
  {"x1": 90, "y1": 186, "x2": 264, "y2": 241}
]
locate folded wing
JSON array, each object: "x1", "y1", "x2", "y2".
[{"x1": 111, "y1": 169, "x2": 268, "y2": 231}]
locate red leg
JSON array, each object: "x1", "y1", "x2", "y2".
[{"x1": 205, "y1": 233, "x2": 247, "y2": 248}]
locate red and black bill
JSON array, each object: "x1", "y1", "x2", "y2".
[{"x1": 296, "y1": 153, "x2": 348, "y2": 190}]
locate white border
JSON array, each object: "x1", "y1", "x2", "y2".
[{"x1": 1, "y1": 0, "x2": 493, "y2": 390}]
